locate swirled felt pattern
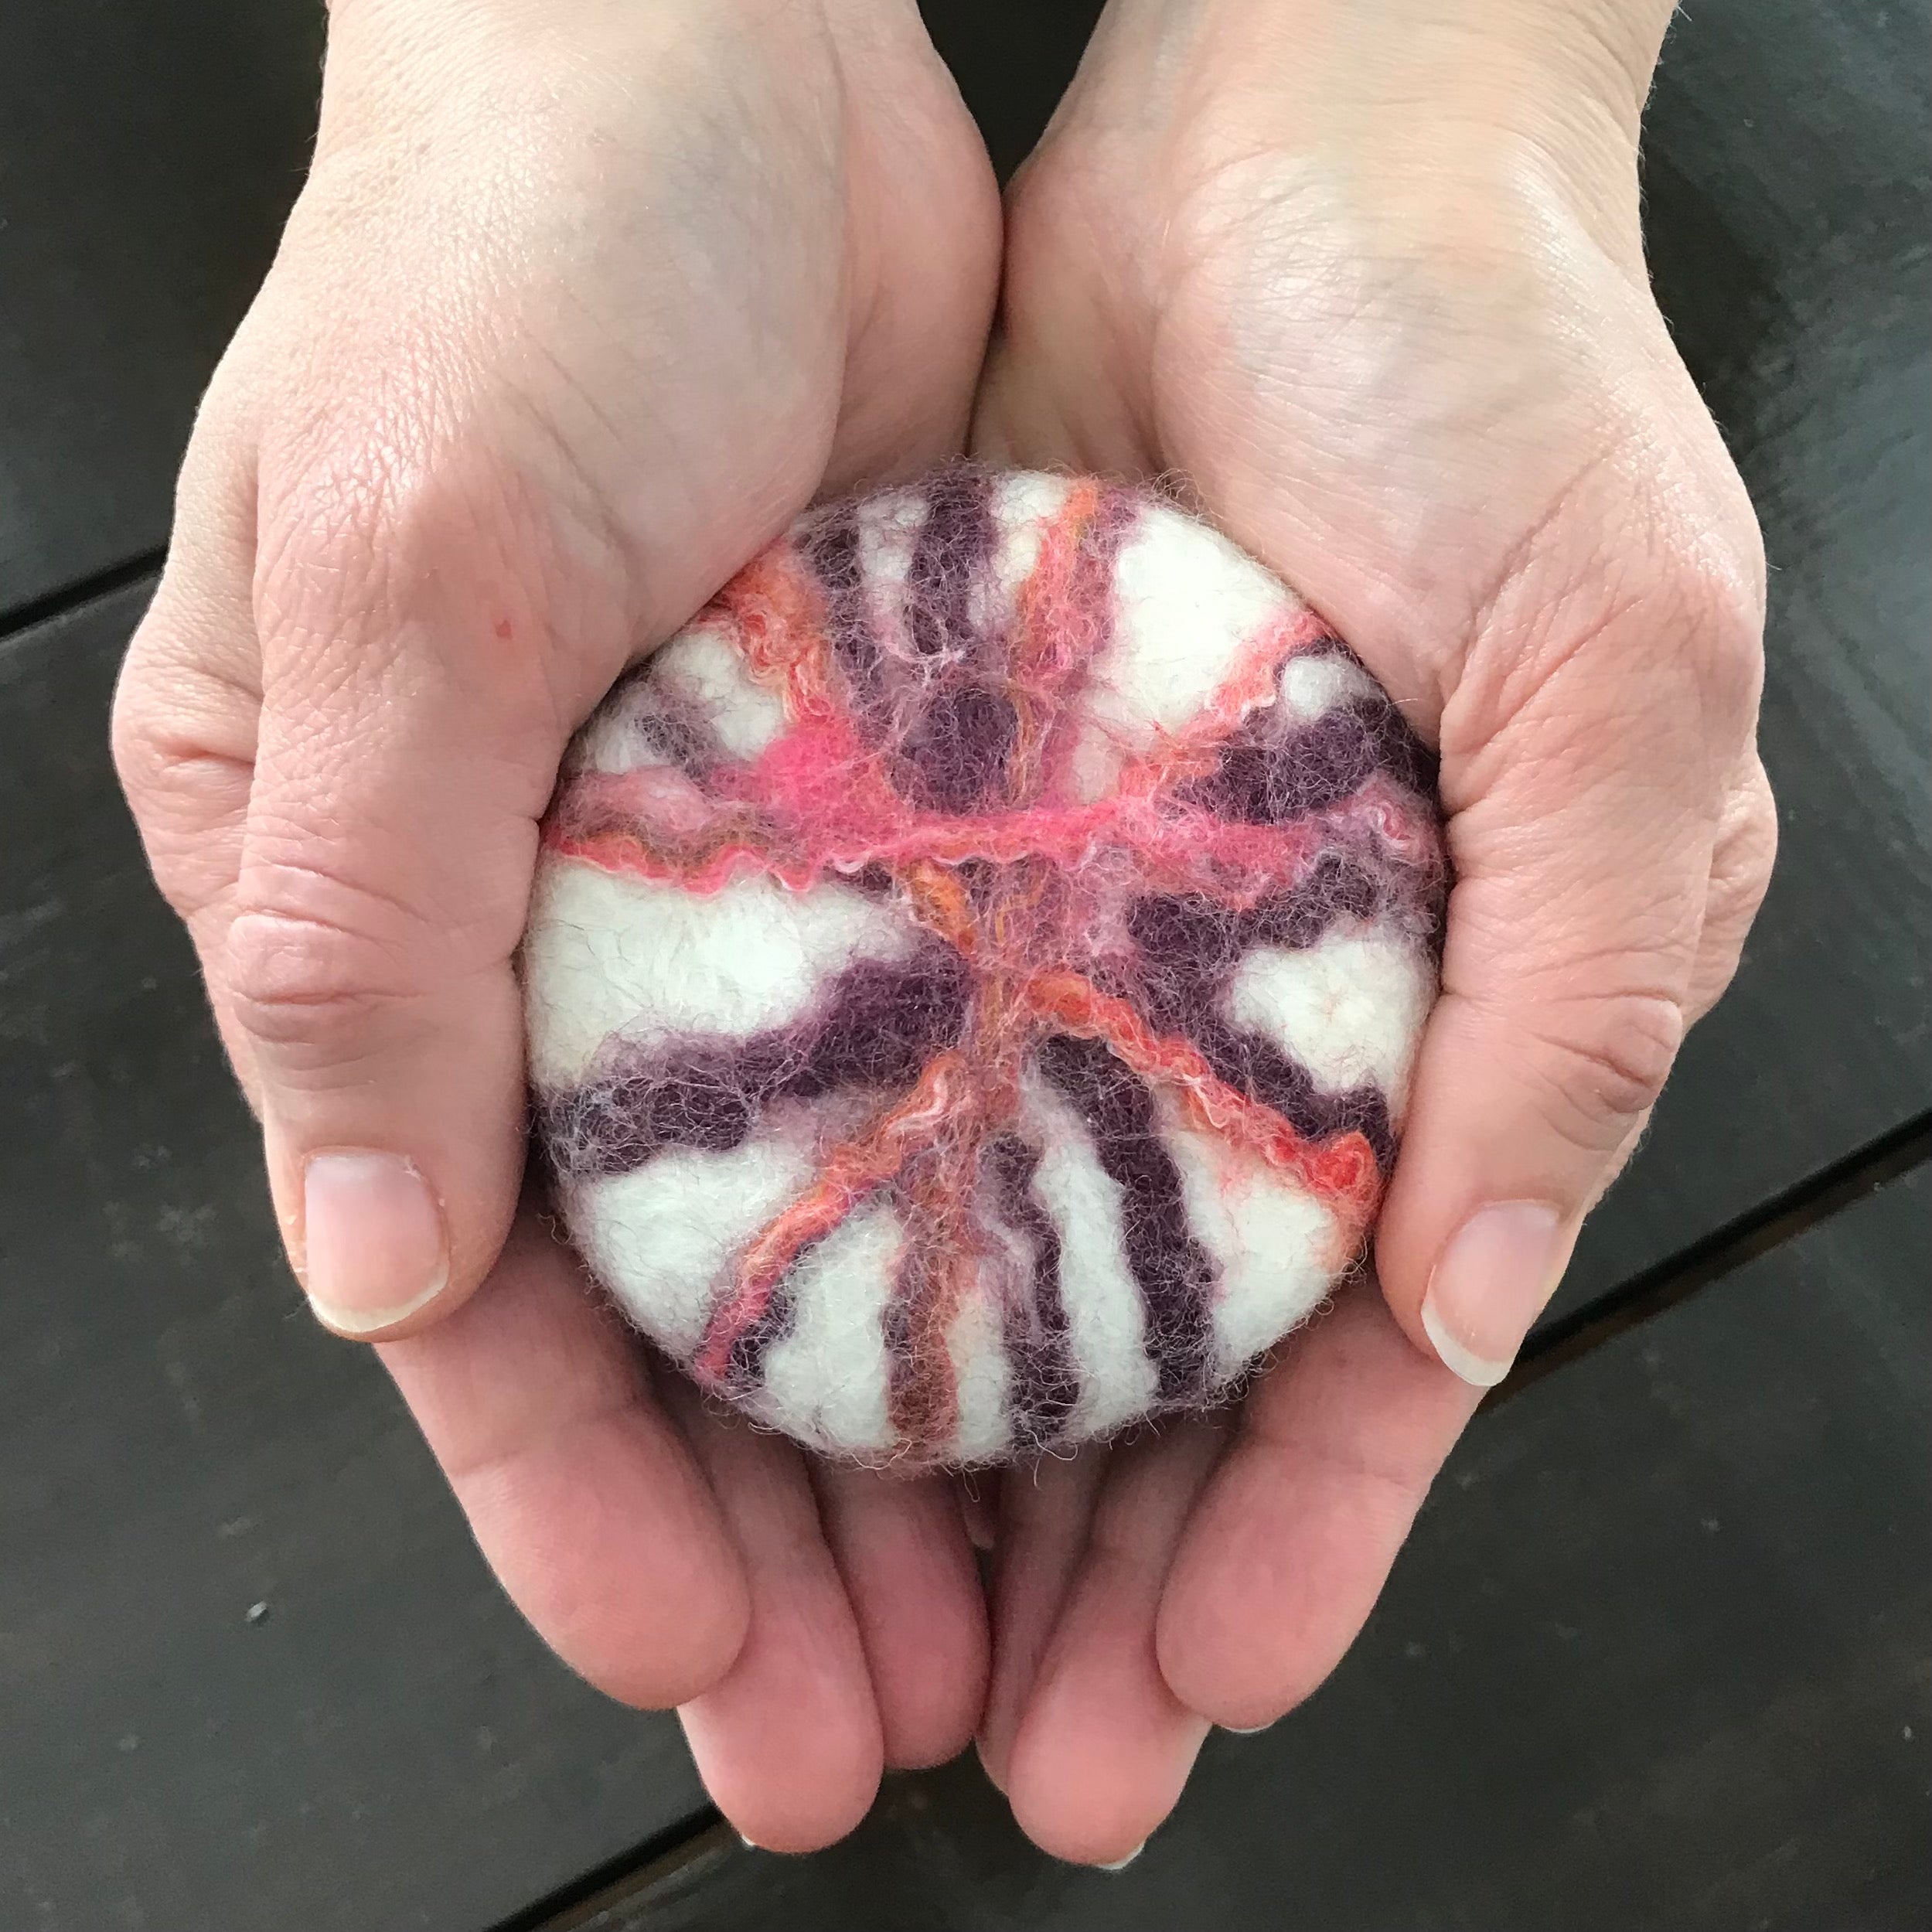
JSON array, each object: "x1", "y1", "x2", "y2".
[{"x1": 523, "y1": 470, "x2": 1446, "y2": 1467}]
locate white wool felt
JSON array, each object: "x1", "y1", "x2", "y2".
[{"x1": 523, "y1": 469, "x2": 1446, "y2": 1467}]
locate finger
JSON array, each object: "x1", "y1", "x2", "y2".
[
  {"x1": 976, "y1": 1446, "x2": 1109, "y2": 1794},
  {"x1": 377, "y1": 1211, "x2": 749, "y2": 1706},
  {"x1": 959, "y1": 1470, "x2": 1000, "y2": 1553},
  {"x1": 971, "y1": 343, "x2": 1141, "y2": 478},
  {"x1": 1374, "y1": 556, "x2": 1763, "y2": 1386},
  {"x1": 670, "y1": 1394, "x2": 884, "y2": 1852},
  {"x1": 1156, "y1": 1287, "x2": 1481, "y2": 1729},
  {"x1": 813, "y1": 1463, "x2": 989, "y2": 1770},
  {"x1": 1003, "y1": 1418, "x2": 1228, "y2": 1867},
  {"x1": 225, "y1": 421, "x2": 659, "y2": 1341},
  {"x1": 968, "y1": 146, "x2": 1161, "y2": 481}
]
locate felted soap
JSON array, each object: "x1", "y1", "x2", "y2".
[{"x1": 522, "y1": 469, "x2": 1446, "y2": 1467}]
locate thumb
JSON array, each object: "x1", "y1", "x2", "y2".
[
  {"x1": 224, "y1": 437, "x2": 640, "y2": 1338},
  {"x1": 1373, "y1": 572, "x2": 1761, "y2": 1386}
]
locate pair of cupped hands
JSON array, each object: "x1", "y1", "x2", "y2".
[{"x1": 114, "y1": 0, "x2": 1774, "y2": 1863}]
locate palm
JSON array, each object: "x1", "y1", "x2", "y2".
[
  {"x1": 962, "y1": 137, "x2": 1504, "y2": 1850},
  {"x1": 963, "y1": 26, "x2": 1760, "y2": 1861},
  {"x1": 976, "y1": 75, "x2": 1732, "y2": 705},
  {"x1": 264, "y1": 2, "x2": 1015, "y2": 1850}
]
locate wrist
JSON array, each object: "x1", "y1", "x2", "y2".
[
  {"x1": 1099, "y1": 0, "x2": 1672, "y2": 261},
  {"x1": 1169, "y1": 0, "x2": 1671, "y2": 123},
  {"x1": 311, "y1": 0, "x2": 847, "y2": 161}
]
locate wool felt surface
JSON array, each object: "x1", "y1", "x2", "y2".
[{"x1": 522, "y1": 470, "x2": 1447, "y2": 1467}]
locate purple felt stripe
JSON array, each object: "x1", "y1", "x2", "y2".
[
  {"x1": 905, "y1": 467, "x2": 997, "y2": 662},
  {"x1": 895, "y1": 472, "x2": 1018, "y2": 812},
  {"x1": 1191, "y1": 678, "x2": 1440, "y2": 824},
  {"x1": 985, "y1": 1133, "x2": 1079, "y2": 1447},
  {"x1": 540, "y1": 949, "x2": 973, "y2": 1181},
  {"x1": 631, "y1": 696, "x2": 719, "y2": 780},
  {"x1": 721, "y1": 1270, "x2": 800, "y2": 1398},
  {"x1": 897, "y1": 683, "x2": 1021, "y2": 813},
  {"x1": 1036, "y1": 1032, "x2": 1218, "y2": 1405},
  {"x1": 800, "y1": 502, "x2": 888, "y2": 726},
  {"x1": 1194, "y1": 1022, "x2": 1399, "y2": 1174},
  {"x1": 1126, "y1": 857, "x2": 1404, "y2": 1168}
]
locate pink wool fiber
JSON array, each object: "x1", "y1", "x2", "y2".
[{"x1": 522, "y1": 469, "x2": 1446, "y2": 1467}]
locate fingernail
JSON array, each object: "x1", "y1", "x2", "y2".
[
  {"x1": 1421, "y1": 1201, "x2": 1566, "y2": 1387},
  {"x1": 300, "y1": 1150, "x2": 448, "y2": 1334},
  {"x1": 1222, "y1": 1721, "x2": 1273, "y2": 1736},
  {"x1": 736, "y1": 1832, "x2": 760, "y2": 1852},
  {"x1": 1098, "y1": 1844, "x2": 1145, "y2": 1872}
]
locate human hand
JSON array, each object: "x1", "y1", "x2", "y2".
[
  {"x1": 972, "y1": 0, "x2": 1775, "y2": 1861},
  {"x1": 112, "y1": 0, "x2": 1000, "y2": 1848}
]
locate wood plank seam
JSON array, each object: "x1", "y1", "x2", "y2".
[
  {"x1": 492, "y1": 1817, "x2": 734, "y2": 1932},
  {"x1": 1496, "y1": 1109, "x2": 1932, "y2": 1405},
  {"x1": 0, "y1": 545, "x2": 165, "y2": 649}
]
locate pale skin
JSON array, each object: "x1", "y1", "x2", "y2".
[{"x1": 113, "y1": 0, "x2": 1774, "y2": 1865}]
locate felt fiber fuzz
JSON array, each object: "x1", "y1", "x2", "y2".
[{"x1": 523, "y1": 470, "x2": 1446, "y2": 1467}]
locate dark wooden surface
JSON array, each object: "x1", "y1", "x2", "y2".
[
  {"x1": 0, "y1": 2, "x2": 1926, "y2": 1929},
  {"x1": 0, "y1": 0, "x2": 322, "y2": 625},
  {"x1": 1552, "y1": 0, "x2": 1932, "y2": 1323},
  {"x1": 918, "y1": 1, "x2": 1100, "y2": 182},
  {"x1": 0, "y1": 590, "x2": 706, "y2": 1932},
  {"x1": 571, "y1": 1165, "x2": 1932, "y2": 1932}
]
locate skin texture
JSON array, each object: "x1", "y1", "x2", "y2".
[
  {"x1": 113, "y1": 0, "x2": 1003, "y2": 1852},
  {"x1": 971, "y1": 0, "x2": 1774, "y2": 1860},
  {"x1": 111, "y1": 0, "x2": 1774, "y2": 1865}
]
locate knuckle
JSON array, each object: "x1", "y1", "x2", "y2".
[
  {"x1": 250, "y1": 397, "x2": 618, "y2": 717},
  {"x1": 1719, "y1": 767, "x2": 1780, "y2": 915},
  {"x1": 1689, "y1": 763, "x2": 1780, "y2": 1020},
  {"x1": 111, "y1": 625, "x2": 256, "y2": 924},
  {"x1": 254, "y1": 410, "x2": 441, "y2": 633},
  {"x1": 245, "y1": 316, "x2": 639, "y2": 721},
  {"x1": 109, "y1": 661, "x2": 162, "y2": 807},
  {"x1": 254, "y1": 380, "x2": 534, "y2": 608},
  {"x1": 223, "y1": 902, "x2": 412, "y2": 1055},
  {"x1": 1525, "y1": 990, "x2": 1686, "y2": 1156},
  {"x1": 1672, "y1": 544, "x2": 1766, "y2": 709},
  {"x1": 114, "y1": 604, "x2": 193, "y2": 778}
]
